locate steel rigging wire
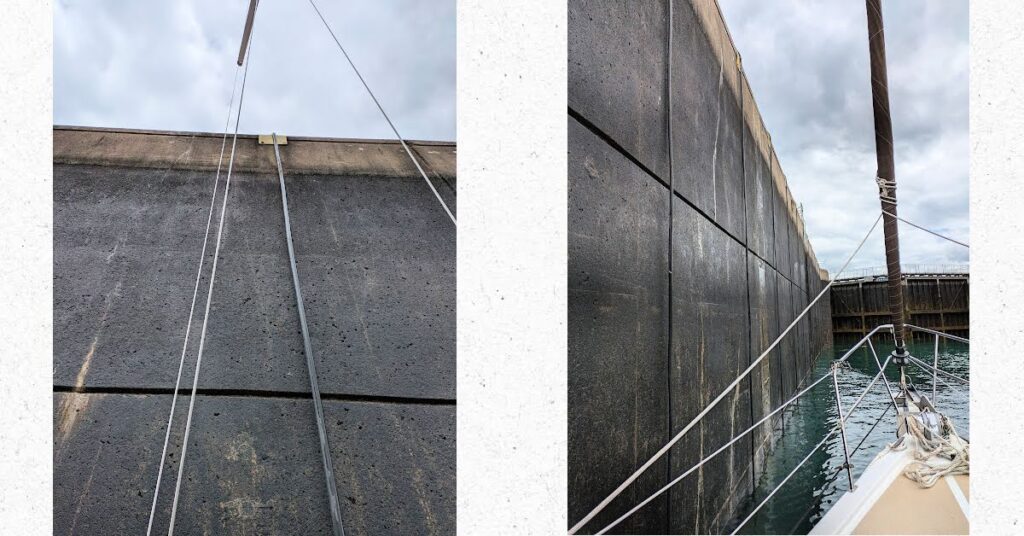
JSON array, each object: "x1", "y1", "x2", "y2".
[
  {"x1": 306, "y1": 0, "x2": 456, "y2": 226},
  {"x1": 164, "y1": 8, "x2": 258, "y2": 535},
  {"x1": 148, "y1": 1, "x2": 455, "y2": 533},
  {"x1": 569, "y1": 213, "x2": 883, "y2": 534},
  {"x1": 144, "y1": 63, "x2": 243, "y2": 536},
  {"x1": 271, "y1": 132, "x2": 347, "y2": 536}
]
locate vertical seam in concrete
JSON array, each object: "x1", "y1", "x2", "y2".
[
  {"x1": 569, "y1": 107, "x2": 784, "y2": 276},
  {"x1": 711, "y1": 63, "x2": 723, "y2": 221},
  {"x1": 738, "y1": 69, "x2": 758, "y2": 511},
  {"x1": 665, "y1": 2, "x2": 675, "y2": 531},
  {"x1": 768, "y1": 150, "x2": 784, "y2": 433}
]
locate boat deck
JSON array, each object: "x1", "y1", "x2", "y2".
[{"x1": 811, "y1": 436, "x2": 968, "y2": 535}]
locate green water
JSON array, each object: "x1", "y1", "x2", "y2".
[{"x1": 732, "y1": 338, "x2": 970, "y2": 535}]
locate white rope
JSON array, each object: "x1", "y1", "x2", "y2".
[
  {"x1": 730, "y1": 352, "x2": 894, "y2": 535},
  {"x1": 882, "y1": 209, "x2": 969, "y2": 248},
  {"x1": 144, "y1": 64, "x2": 242, "y2": 536},
  {"x1": 569, "y1": 214, "x2": 882, "y2": 534},
  {"x1": 165, "y1": 14, "x2": 258, "y2": 535},
  {"x1": 875, "y1": 175, "x2": 897, "y2": 204},
  {"x1": 594, "y1": 327, "x2": 893, "y2": 534},
  {"x1": 306, "y1": 0, "x2": 456, "y2": 226},
  {"x1": 883, "y1": 413, "x2": 970, "y2": 488}
]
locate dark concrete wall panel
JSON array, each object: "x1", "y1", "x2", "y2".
[
  {"x1": 744, "y1": 125, "x2": 774, "y2": 263},
  {"x1": 568, "y1": 117, "x2": 670, "y2": 533},
  {"x1": 713, "y1": 75, "x2": 747, "y2": 243},
  {"x1": 788, "y1": 214, "x2": 801, "y2": 289},
  {"x1": 775, "y1": 273, "x2": 797, "y2": 401},
  {"x1": 569, "y1": 0, "x2": 669, "y2": 180},
  {"x1": 670, "y1": 0, "x2": 721, "y2": 218},
  {"x1": 669, "y1": 198, "x2": 751, "y2": 534},
  {"x1": 747, "y1": 253, "x2": 779, "y2": 478},
  {"x1": 287, "y1": 174, "x2": 455, "y2": 399},
  {"x1": 54, "y1": 164, "x2": 455, "y2": 400},
  {"x1": 773, "y1": 187, "x2": 790, "y2": 282},
  {"x1": 54, "y1": 393, "x2": 454, "y2": 535},
  {"x1": 795, "y1": 283, "x2": 810, "y2": 385},
  {"x1": 567, "y1": 2, "x2": 832, "y2": 530}
]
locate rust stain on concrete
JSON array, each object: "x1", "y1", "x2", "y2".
[
  {"x1": 67, "y1": 443, "x2": 103, "y2": 536},
  {"x1": 411, "y1": 467, "x2": 440, "y2": 535},
  {"x1": 56, "y1": 280, "x2": 122, "y2": 451}
]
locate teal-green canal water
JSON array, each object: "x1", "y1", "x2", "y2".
[{"x1": 732, "y1": 337, "x2": 970, "y2": 535}]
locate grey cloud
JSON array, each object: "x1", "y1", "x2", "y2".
[
  {"x1": 55, "y1": 0, "x2": 455, "y2": 141},
  {"x1": 718, "y1": 0, "x2": 968, "y2": 272}
]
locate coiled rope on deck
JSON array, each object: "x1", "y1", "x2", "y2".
[{"x1": 882, "y1": 412, "x2": 970, "y2": 488}]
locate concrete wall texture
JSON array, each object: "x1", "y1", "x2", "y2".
[
  {"x1": 53, "y1": 127, "x2": 455, "y2": 534},
  {"x1": 831, "y1": 275, "x2": 969, "y2": 345},
  {"x1": 568, "y1": 1, "x2": 832, "y2": 533}
]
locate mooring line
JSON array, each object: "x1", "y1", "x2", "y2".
[
  {"x1": 271, "y1": 132, "x2": 346, "y2": 536},
  {"x1": 165, "y1": 14, "x2": 258, "y2": 536},
  {"x1": 145, "y1": 63, "x2": 243, "y2": 536},
  {"x1": 306, "y1": 0, "x2": 456, "y2": 226}
]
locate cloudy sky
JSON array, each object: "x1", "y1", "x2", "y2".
[
  {"x1": 718, "y1": 0, "x2": 968, "y2": 273},
  {"x1": 55, "y1": 0, "x2": 455, "y2": 141}
]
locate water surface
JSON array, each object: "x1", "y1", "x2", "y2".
[{"x1": 733, "y1": 337, "x2": 970, "y2": 535}]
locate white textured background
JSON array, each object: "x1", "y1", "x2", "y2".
[
  {"x1": 971, "y1": 0, "x2": 1023, "y2": 532},
  {"x1": 457, "y1": 0, "x2": 567, "y2": 534},
  {"x1": 0, "y1": 0, "x2": 53, "y2": 531},
  {"x1": 1, "y1": 1, "x2": 1021, "y2": 534}
]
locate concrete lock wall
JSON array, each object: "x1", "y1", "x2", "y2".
[
  {"x1": 831, "y1": 275, "x2": 969, "y2": 345},
  {"x1": 53, "y1": 127, "x2": 455, "y2": 534},
  {"x1": 568, "y1": 0, "x2": 832, "y2": 533}
]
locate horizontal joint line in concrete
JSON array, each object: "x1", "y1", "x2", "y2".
[
  {"x1": 568, "y1": 106, "x2": 810, "y2": 293},
  {"x1": 52, "y1": 385, "x2": 456, "y2": 406}
]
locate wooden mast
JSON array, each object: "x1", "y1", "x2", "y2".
[{"x1": 865, "y1": 0, "x2": 910, "y2": 364}]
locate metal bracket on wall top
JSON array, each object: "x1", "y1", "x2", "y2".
[{"x1": 258, "y1": 134, "x2": 287, "y2": 145}]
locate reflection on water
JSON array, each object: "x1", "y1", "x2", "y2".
[{"x1": 733, "y1": 337, "x2": 970, "y2": 535}]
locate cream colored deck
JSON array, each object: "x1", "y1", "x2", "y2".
[{"x1": 810, "y1": 436, "x2": 968, "y2": 535}]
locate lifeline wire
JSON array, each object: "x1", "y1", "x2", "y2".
[
  {"x1": 731, "y1": 352, "x2": 894, "y2": 535},
  {"x1": 595, "y1": 329, "x2": 894, "y2": 534},
  {"x1": 569, "y1": 213, "x2": 883, "y2": 535},
  {"x1": 306, "y1": 0, "x2": 456, "y2": 226},
  {"x1": 908, "y1": 357, "x2": 958, "y2": 391},
  {"x1": 145, "y1": 64, "x2": 243, "y2": 536},
  {"x1": 271, "y1": 133, "x2": 346, "y2": 536},
  {"x1": 882, "y1": 209, "x2": 969, "y2": 249},
  {"x1": 166, "y1": 13, "x2": 258, "y2": 536},
  {"x1": 731, "y1": 430, "x2": 837, "y2": 535},
  {"x1": 906, "y1": 355, "x2": 970, "y2": 385}
]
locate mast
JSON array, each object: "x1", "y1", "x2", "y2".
[
  {"x1": 864, "y1": 0, "x2": 910, "y2": 363},
  {"x1": 237, "y1": 0, "x2": 258, "y2": 66}
]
